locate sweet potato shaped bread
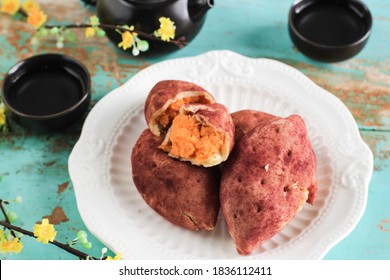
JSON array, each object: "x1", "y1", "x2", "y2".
[
  {"x1": 232, "y1": 110, "x2": 316, "y2": 204},
  {"x1": 160, "y1": 103, "x2": 235, "y2": 167},
  {"x1": 231, "y1": 110, "x2": 278, "y2": 142},
  {"x1": 145, "y1": 80, "x2": 215, "y2": 136},
  {"x1": 220, "y1": 115, "x2": 317, "y2": 255},
  {"x1": 132, "y1": 129, "x2": 220, "y2": 231}
]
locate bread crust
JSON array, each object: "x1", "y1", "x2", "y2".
[
  {"x1": 220, "y1": 115, "x2": 317, "y2": 255},
  {"x1": 231, "y1": 110, "x2": 278, "y2": 142},
  {"x1": 144, "y1": 80, "x2": 215, "y2": 136},
  {"x1": 132, "y1": 129, "x2": 220, "y2": 231}
]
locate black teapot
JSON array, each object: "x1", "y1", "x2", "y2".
[{"x1": 96, "y1": 0, "x2": 214, "y2": 56}]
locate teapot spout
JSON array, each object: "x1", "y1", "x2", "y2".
[{"x1": 189, "y1": 0, "x2": 214, "y2": 22}]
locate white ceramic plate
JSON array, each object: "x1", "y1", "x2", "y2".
[{"x1": 68, "y1": 50, "x2": 373, "y2": 259}]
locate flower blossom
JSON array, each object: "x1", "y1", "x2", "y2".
[
  {"x1": 22, "y1": 0, "x2": 39, "y2": 13},
  {"x1": 33, "y1": 218, "x2": 57, "y2": 244},
  {"x1": 118, "y1": 31, "x2": 134, "y2": 51},
  {"x1": 106, "y1": 253, "x2": 122, "y2": 260},
  {"x1": 85, "y1": 27, "x2": 96, "y2": 38},
  {"x1": 0, "y1": 0, "x2": 20, "y2": 15},
  {"x1": 0, "y1": 103, "x2": 6, "y2": 126},
  {"x1": 85, "y1": 16, "x2": 101, "y2": 38},
  {"x1": 155, "y1": 17, "x2": 176, "y2": 42},
  {"x1": 89, "y1": 15, "x2": 100, "y2": 27},
  {"x1": 0, "y1": 230, "x2": 23, "y2": 254},
  {"x1": 27, "y1": 7, "x2": 47, "y2": 29}
]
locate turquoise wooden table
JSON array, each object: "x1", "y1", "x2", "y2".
[{"x1": 0, "y1": 0, "x2": 389, "y2": 260}]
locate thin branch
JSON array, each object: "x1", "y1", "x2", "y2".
[
  {"x1": 0, "y1": 220, "x2": 97, "y2": 260},
  {"x1": 0, "y1": 199, "x2": 16, "y2": 238},
  {"x1": 16, "y1": 7, "x2": 187, "y2": 50},
  {"x1": 43, "y1": 23, "x2": 188, "y2": 48}
]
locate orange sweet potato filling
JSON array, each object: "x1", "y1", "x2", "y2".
[
  {"x1": 162, "y1": 115, "x2": 224, "y2": 162},
  {"x1": 158, "y1": 96, "x2": 209, "y2": 128}
]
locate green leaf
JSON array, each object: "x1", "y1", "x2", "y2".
[
  {"x1": 38, "y1": 28, "x2": 49, "y2": 37},
  {"x1": 89, "y1": 16, "x2": 100, "y2": 27},
  {"x1": 97, "y1": 29, "x2": 106, "y2": 37},
  {"x1": 77, "y1": 230, "x2": 87, "y2": 240},
  {"x1": 78, "y1": 236, "x2": 88, "y2": 244},
  {"x1": 137, "y1": 40, "x2": 149, "y2": 52},
  {"x1": 82, "y1": 242, "x2": 92, "y2": 249},
  {"x1": 7, "y1": 211, "x2": 18, "y2": 223},
  {"x1": 65, "y1": 31, "x2": 77, "y2": 42},
  {"x1": 50, "y1": 27, "x2": 60, "y2": 35}
]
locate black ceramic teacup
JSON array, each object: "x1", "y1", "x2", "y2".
[
  {"x1": 2, "y1": 53, "x2": 91, "y2": 131},
  {"x1": 288, "y1": 0, "x2": 372, "y2": 62}
]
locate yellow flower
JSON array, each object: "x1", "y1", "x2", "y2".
[
  {"x1": 22, "y1": 0, "x2": 39, "y2": 13},
  {"x1": 156, "y1": 17, "x2": 176, "y2": 42},
  {"x1": 27, "y1": 7, "x2": 47, "y2": 29},
  {"x1": 106, "y1": 253, "x2": 122, "y2": 260},
  {"x1": 1, "y1": 0, "x2": 20, "y2": 15},
  {"x1": 0, "y1": 104, "x2": 6, "y2": 126},
  {"x1": 118, "y1": 31, "x2": 134, "y2": 51},
  {"x1": 85, "y1": 27, "x2": 96, "y2": 38},
  {"x1": 33, "y1": 218, "x2": 57, "y2": 244},
  {"x1": 0, "y1": 230, "x2": 23, "y2": 254},
  {"x1": 88, "y1": 15, "x2": 100, "y2": 27}
]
